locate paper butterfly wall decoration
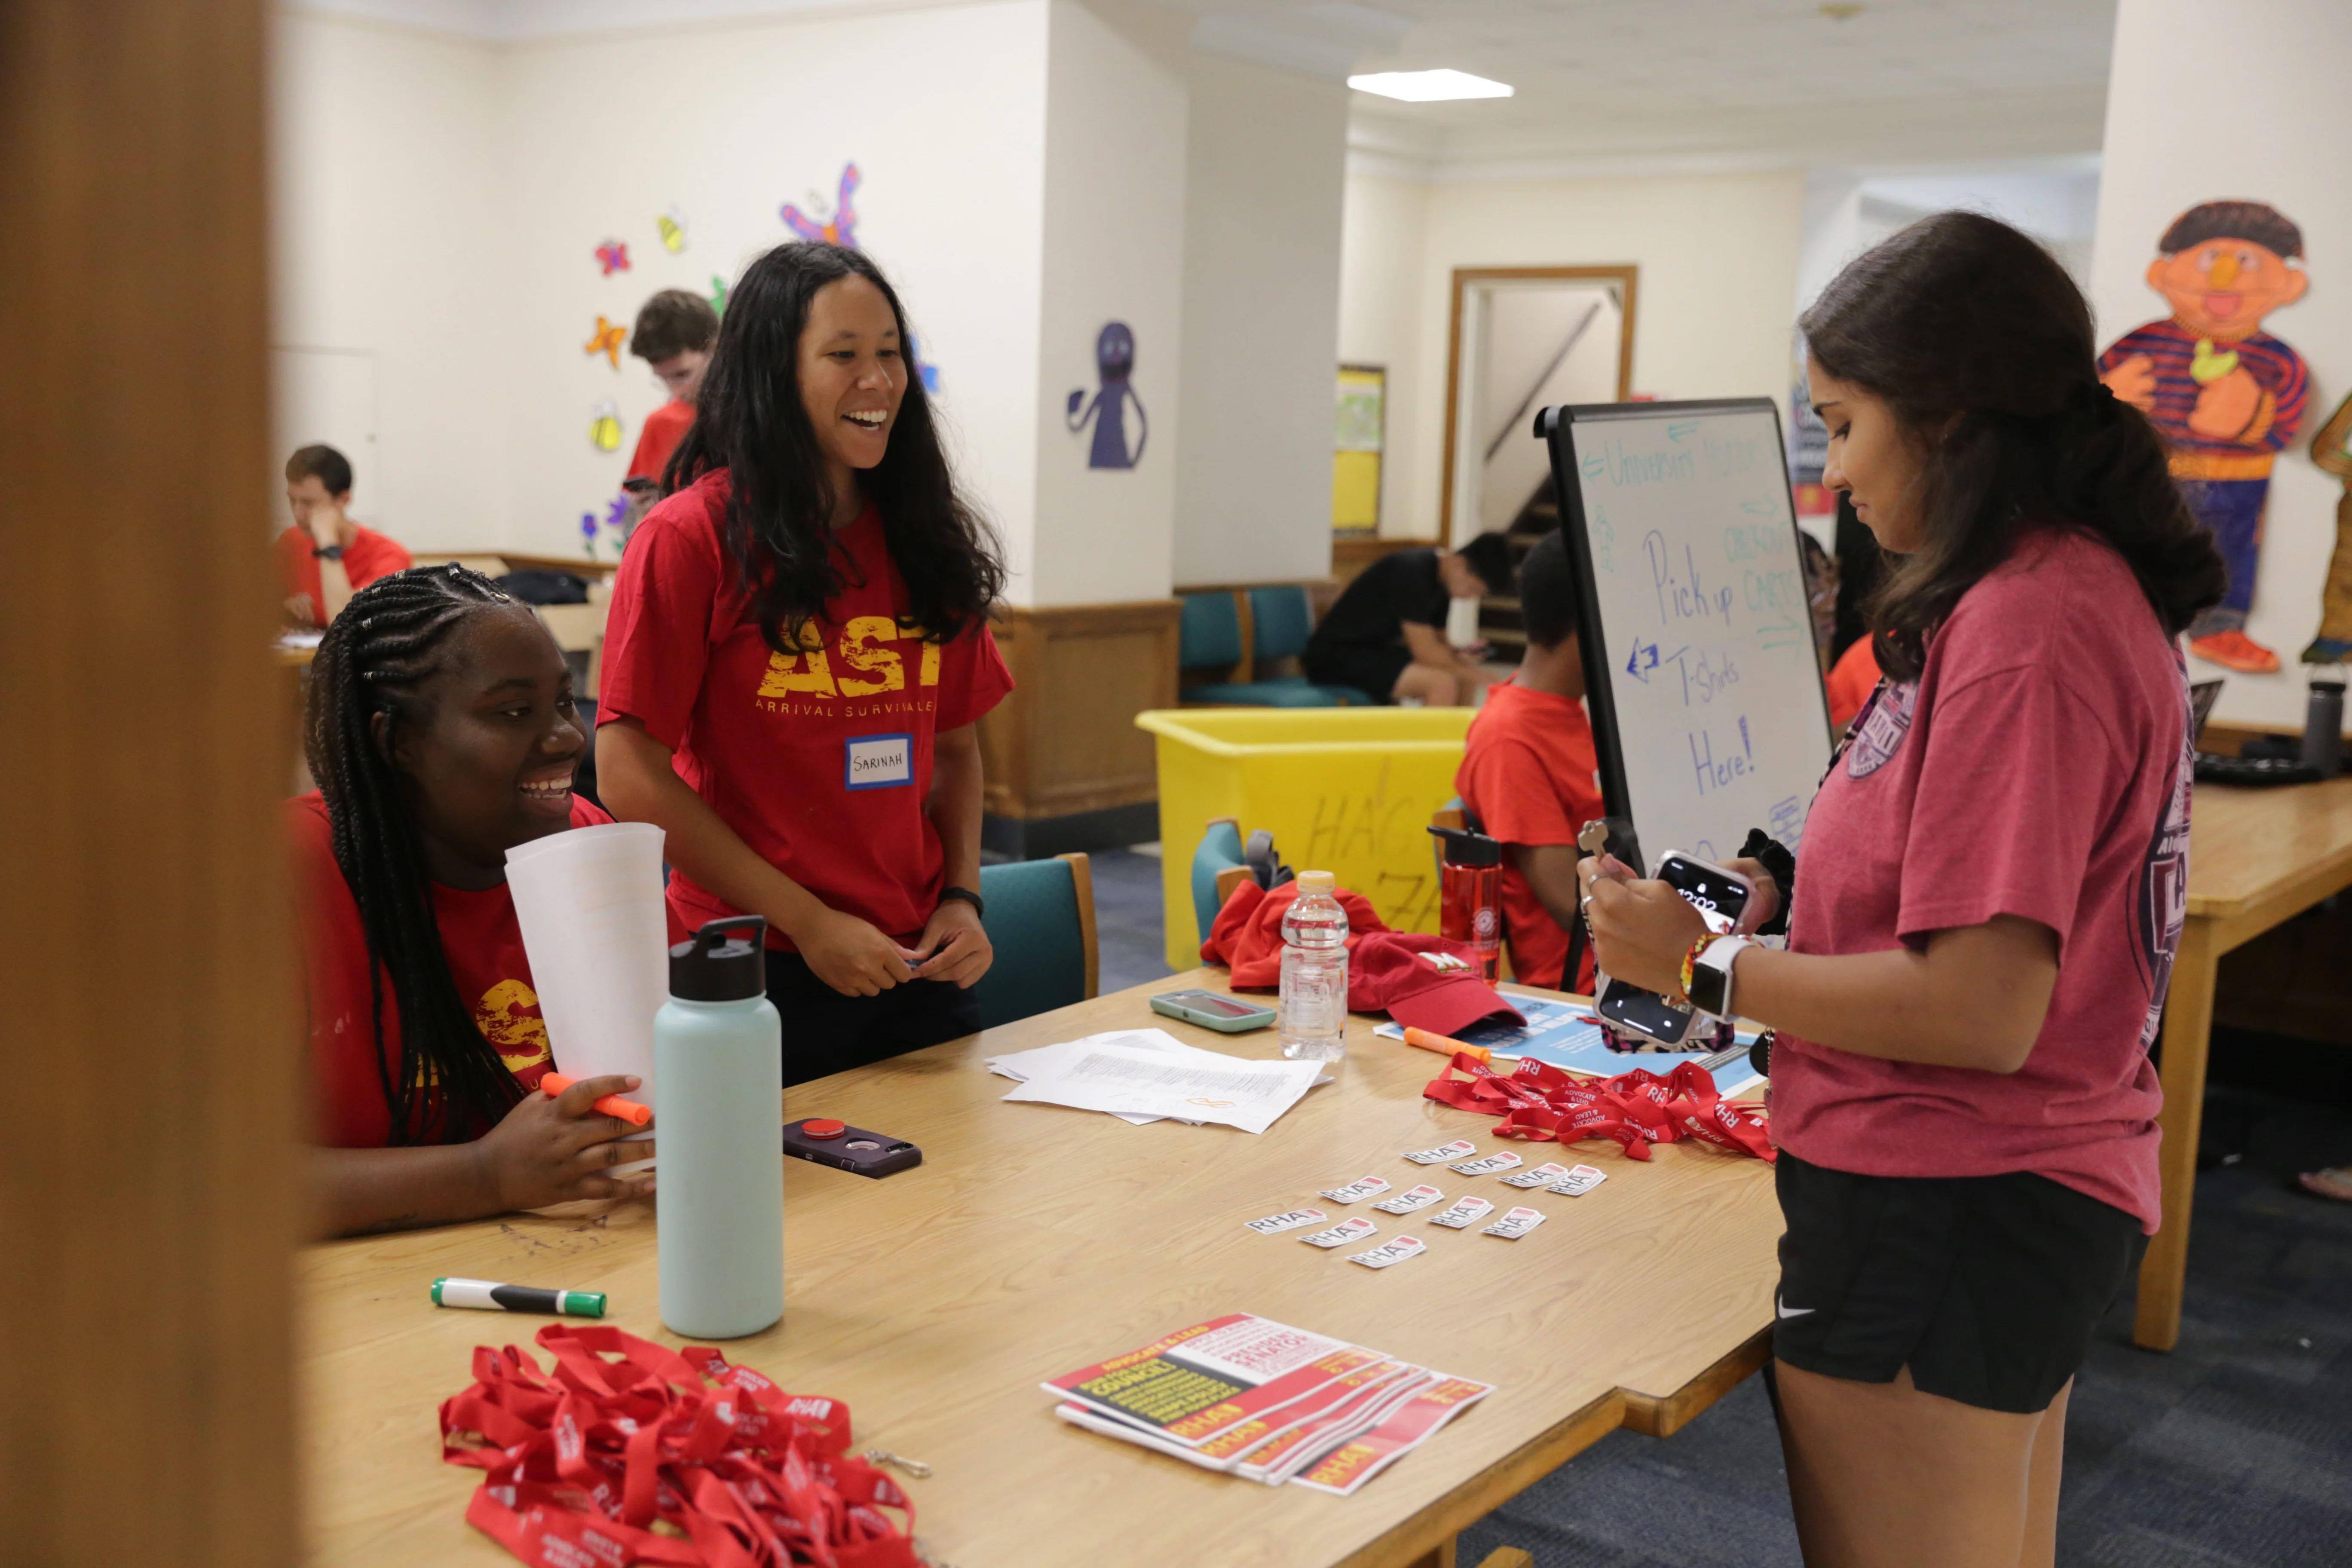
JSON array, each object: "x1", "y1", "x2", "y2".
[
  {"x1": 709, "y1": 275, "x2": 728, "y2": 316},
  {"x1": 584, "y1": 315, "x2": 627, "y2": 369},
  {"x1": 594, "y1": 239, "x2": 631, "y2": 276},
  {"x1": 781, "y1": 164, "x2": 861, "y2": 249}
]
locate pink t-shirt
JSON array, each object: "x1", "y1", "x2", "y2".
[{"x1": 1770, "y1": 527, "x2": 2191, "y2": 1232}]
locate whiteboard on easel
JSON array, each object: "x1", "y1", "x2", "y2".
[{"x1": 1537, "y1": 397, "x2": 1832, "y2": 871}]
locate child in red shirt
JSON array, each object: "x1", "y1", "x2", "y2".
[
  {"x1": 597, "y1": 243, "x2": 1011, "y2": 1085},
  {"x1": 1454, "y1": 531, "x2": 1603, "y2": 992},
  {"x1": 295, "y1": 564, "x2": 652, "y2": 1235},
  {"x1": 277, "y1": 444, "x2": 412, "y2": 627},
  {"x1": 625, "y1": 289, "x2": 718, "y2": 484}
]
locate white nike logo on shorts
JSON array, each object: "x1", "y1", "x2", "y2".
[{"x1": 1776, "y1": 1300, "x2": 1815, "y2": 1319}]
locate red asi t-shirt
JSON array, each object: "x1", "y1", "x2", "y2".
[
  {"x1": 597, "y1": 471, "x2": 1014, "y2": 948},
  {"x1": 1771, "y1": 528, "x2": 2191, "y2": 1231},
  {"x1": 275, "y1": 523, "x2": 414, "y2": 625},
  {"x1": 627, "y1": 400, "x2": 695, "y2": 483},
  {"x1": 1454, "y1": 676, "x2": 1605, "y2": 992},
  {"x1": 288, "y1": 790, "x2": 612, "y2": 1148}
]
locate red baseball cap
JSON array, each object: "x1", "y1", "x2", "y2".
[{"x1": 1348, "y1": 933, "x2": 1525, "y2": 1037}]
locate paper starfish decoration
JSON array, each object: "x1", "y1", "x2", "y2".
[
  {"x1": 781, "y1": 163, "x2": 861, "y2": 248},
  {"x1": 584, "y1": 315, "x2": 627, "y2": 370}
]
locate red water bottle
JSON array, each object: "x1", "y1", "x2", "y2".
[{"x1": 1428, "y1": 826, "x2": 1504, "y2": 982}]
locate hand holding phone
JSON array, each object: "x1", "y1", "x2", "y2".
[{"x1": 1587, "y1": 851, "x2": 1754, "y2": 1045}]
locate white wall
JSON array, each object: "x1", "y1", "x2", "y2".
[
  {"x1": 1335, "y1": 172, "x2": 1430, "y2": 539},
  {"x1": 271, "y1": 12, "x2": 510, "y2": 548},
  {"x1": 497, "y1": 1, "x2": 1052, "y2": 567},
  {"x1": 1027, "y1": 0, "x2": 1187, "y2": 607},
  {"x1": 2090, "y1": 0, "x2": 2351, "y2": 729},
  {"x1": 1339, "y1": 167, "x2": 1807, "y2": 542},
  {"x1": 1169, "y1": 53, "x2": 1349, "y2": 589}
]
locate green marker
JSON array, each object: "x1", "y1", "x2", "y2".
[{"x1": 431, "y1": 1277, "x2": 606, "y2": 1318}]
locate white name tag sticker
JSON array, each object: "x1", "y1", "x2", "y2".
[{"x1": 844, "y1": 732, "x2": 914, "y2": 791}]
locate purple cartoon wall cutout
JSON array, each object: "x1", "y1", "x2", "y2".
[
  {"x1": 782, "y1": 164, "x2": 860, "y2": 248},
  {"x1": 1067, "y1": 322, "x2": 1146, "y2": 469}
]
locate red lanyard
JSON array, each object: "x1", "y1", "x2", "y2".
[
  {"x1": 440, "y1": 1322, "x2": 920, "y2": 1568},
  {"x1": 1422, "y1": 1053, "x2": 1774, "y2": 1163}
]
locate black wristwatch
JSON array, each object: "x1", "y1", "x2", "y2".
[
  {"x1": 312, "y1": 542, "x2": 345, "y2": 561},
  {"x1": 939, "y1": 885, "x2": 985, "y2": 919}
]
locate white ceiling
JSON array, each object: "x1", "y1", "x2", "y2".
[
  {"x1": 1165, "y1": 0, "x2": 2118, "y2": 178},
  {"x1": 289, "y1": 0, "x2": 2118, "y2": 175}
]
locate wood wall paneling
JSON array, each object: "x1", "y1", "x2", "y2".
[
  {"x1": 980, "y1": 600, "x2": 1181, "y2": 820},
  {"x1": 0, "y1": 2, "x2": 300, "y2": 1565}
]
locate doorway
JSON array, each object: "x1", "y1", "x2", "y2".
[{"x1": 1440, "y1": 265, "x2": 1638, "y2": 544}]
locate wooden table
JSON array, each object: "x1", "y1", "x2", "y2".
[
  {"x1": 301, "y1": 973, "x2": 1779, "y2": 1567},
  {"x1": 2136, "y1": 775, "x2": 2352, "y2": 1351}
]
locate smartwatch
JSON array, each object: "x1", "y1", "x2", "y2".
[
  {"x1": 312, "y1": 542, "x2": 345, "y2": 561},
  {"x1": 939, "y1": 885, "x2": 985, "y2": 919},
  {"x1": 1686, "y1": 936, "x2": 1754, "y2": 1019}
]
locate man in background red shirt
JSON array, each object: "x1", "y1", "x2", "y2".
[
  {"x1": 276, "y1": 443, "x2": 411, "y2": 627},
  {"x1": 625, "y1": 289, "x2": 719, "y2": 485},
  {"x1": 1455, "y1": 530, "x2": 1604, "y2": 992}
]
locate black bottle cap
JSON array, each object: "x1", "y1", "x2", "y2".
[
  {"x1": 669, "y1": 915, "x2": 767, "y2": 1002},
  {"x1": 1427, "y1": 824, "x2": 1503, "y2": 867}
]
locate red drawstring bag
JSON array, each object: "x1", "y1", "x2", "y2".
[
  {"x1": 1422, "y1": 1052, "x2": 1773, "y2": 1163},
  {"x1": 440, "y1": 1322, "x2": 920, "y2": 1568}
]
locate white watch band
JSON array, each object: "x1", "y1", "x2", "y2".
[{"x1": 1694, "y1": 935, "x2": 1753, "y2": 1017}]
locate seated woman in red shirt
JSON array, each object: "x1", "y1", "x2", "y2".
[
  {"x1": 596, "y1": 242, "x2": 1011, "y2": 1085},
  {"x1": 295, "y1": 564, "x2": 654, "y2": 1236},
  {"x1": 1583, "y1": 214, "x2": 2223, "y2": 1566}
]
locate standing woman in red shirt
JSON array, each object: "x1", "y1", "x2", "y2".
[
  {"x1": 597, "y1": 242, "x2": 1011, "y2": 1085},
  {"x1": 1583, "y1": 213, "x2": 2223, "y2": 1567}
]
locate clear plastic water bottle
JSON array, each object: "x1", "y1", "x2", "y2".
[{"x1": 1279, "y1": 870, "x2": 1350, "y2": 1061}]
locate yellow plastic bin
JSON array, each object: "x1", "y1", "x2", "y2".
[{"x1": 1135, "y1": 706, "x2": 1475, "y2": 971}]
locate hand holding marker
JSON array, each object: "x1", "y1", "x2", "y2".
[{"x1": 540, "y1": 1071, "x2": 652, "y2": 1126}]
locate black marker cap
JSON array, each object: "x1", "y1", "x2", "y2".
[{"x1": 669, "y1": 915, "x2": 767, "y2": 1002}]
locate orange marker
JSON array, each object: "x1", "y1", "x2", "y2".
[
  {"x1": 539, "y1": 1072, "x2": 652, "y2": 1127},
  {"x1": 1401, "y1": 1026, "x2": 1516, "y2": 1067}
]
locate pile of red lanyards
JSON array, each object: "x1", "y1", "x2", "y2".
[
  {"x1": 439, "y1": 1322, "x2": 919, "y2": 1568},
  {"x1": 1422, "y1": 1052, "x2": 1774, "y2": 1163}
]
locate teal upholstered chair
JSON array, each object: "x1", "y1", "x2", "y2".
[
  {"x1": 1190, "y1": 817, "x2": 1247, "y2": 947},
  {"x1": 1249, "y1": 585, "x2": 1377, "y2": 706},
  {"x1": 1179, "y1": 588, "x2": 1370, "y2": 707},
  {"x1": 973, "y1": 853, "x2": 1099, "y2": 1030}
]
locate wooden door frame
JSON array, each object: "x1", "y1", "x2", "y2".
[{"x1": 1439, "y1": 265, "x2": 1639, "y2": 543}]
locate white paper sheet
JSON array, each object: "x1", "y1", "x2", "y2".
[
  {"x1": 999, "y1": 1041, "x2": 1323, "y2": 1134},
  {"x1": 505, "y1": 822, "x2": 668, "y2": 1142}
]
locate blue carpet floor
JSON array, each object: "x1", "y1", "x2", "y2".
[{"x1": 1081, "y1": 847, "x2": 2352, "y2": 1566}]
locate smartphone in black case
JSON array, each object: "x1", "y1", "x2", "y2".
[{"x1": 781, "y1": 1118, "x2": 923, "y2": 1178}]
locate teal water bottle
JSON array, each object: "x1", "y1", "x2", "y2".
[{"x1": 655, "y1": 916, "x2": 784, "y2": 1338}]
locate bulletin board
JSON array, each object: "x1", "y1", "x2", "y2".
[{"x1": 1332, "y1": 363, "x2": 1385, "y2": 534}]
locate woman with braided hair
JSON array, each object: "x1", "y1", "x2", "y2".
[{"x1": 294, "y1": 564, "x2": 655, "y2": 1236}]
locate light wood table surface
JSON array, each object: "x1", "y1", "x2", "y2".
[
  {"x1": 2136, "y1": 775, "x2": 2352, "y2": 1351},
  {"x1": 301, "y1": 971, "x2": 1778, "y2": 1568}
]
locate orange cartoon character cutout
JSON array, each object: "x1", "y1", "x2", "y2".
[{"x1": 2098, "y1": 201, "x2": 2311, "y2": 674}]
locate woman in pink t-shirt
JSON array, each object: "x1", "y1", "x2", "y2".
[{"x1": 1584, "y1": 212, "x2": 2224, "y2": 1567}]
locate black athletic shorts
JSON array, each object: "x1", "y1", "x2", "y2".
[
  {"x1": 1772, "y1": 1149, "x2": 2142, "y2": 1415},
  {"x1": 764, "y1": 951, "x2": 981, "y2": 1088},
  {"x1": 1302, "y1": 644, "x2": 1412, "y2": 704}
]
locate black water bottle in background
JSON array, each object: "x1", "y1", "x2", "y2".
[{"x1": 2304, "y1": 678, "x2": 2345, "y2": 780}]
